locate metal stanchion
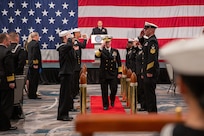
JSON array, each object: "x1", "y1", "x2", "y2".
[
  {"x1": 130, "y1": 72, "x2": 137, "y2": 114},
  {"x1": 80, "y1": 65, "x2": 87, "y2": 76},
  {"x1": 175, "y1": 107, "x2": 182, "y2": 118},
  {"x1": 80, "y1": 64, "x2": 87, "y2": 75},
  {"x1": 80, "y1": 72, "x2": 87, "y2": 114},
  {"x1": 121, "y1": 65, "x2": 127, "y2": 102},
  {"x1": 126, "y1": 69, "x2": 132, "y2": 108},
  {"x1": 120, "y1": 77, "x2": 123, "y2": 97},
  {"x1": 83, "y1": 64, "x2": 87, "y2": 74},
  {"x1": 120, "y1": 65, "x2": 125, "y2": 96},
  {"x1": 83, "y1": 64, "x2": 88, "y2": 97}
]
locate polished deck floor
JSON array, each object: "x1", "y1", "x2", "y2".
[{"x1": 0, "y1": 84, "x2": 187, "y2": 136}]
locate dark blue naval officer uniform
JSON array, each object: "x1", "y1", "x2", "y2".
[{"x1": 95, "y1": 47, "x2": 122, "y2": 109}]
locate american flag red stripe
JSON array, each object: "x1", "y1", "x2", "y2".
[
  {"x1": 78, "y1": 0, "x2": 204, "y2": 62},
  {"x1": 78, "y1": 0, "x2": 204, "y2": 6}
]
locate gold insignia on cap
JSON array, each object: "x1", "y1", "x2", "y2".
[{"x1": 103, "y1": 35, "x2": 112, "y2": 42}]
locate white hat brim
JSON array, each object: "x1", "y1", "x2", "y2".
[{"x1": 161, "y1": 36, "x2": 204, "y2": 76}]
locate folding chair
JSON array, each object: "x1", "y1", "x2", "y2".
[
  {"x1": 166, "y1": 64, "x2": 176, "y2": 95},
  {"x1": 14, "y1": 75, "x2": 26, "y2": 119}
]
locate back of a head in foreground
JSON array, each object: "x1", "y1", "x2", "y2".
[
  {"x1": 160, "y1": 36, "x2": 204, "y2": 136},
  {"x1": 160, "y1": 36, "x2": 204, "y2": 109}
]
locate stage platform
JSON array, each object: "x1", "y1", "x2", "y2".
[{"x1": 40, "y1": 62, "x2": 170, "y2": 85}]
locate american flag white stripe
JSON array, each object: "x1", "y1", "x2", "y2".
[
  {"x1": 79, "y1": 27, "x2": 204, "y2": 40},
  {"x1": 79, "y1": 5, "x2": 204, "y2": 18},
  {"x1": 41, "y1": 49, "x2": 126, "y2": 62}
]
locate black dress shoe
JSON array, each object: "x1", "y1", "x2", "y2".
[
  {"x1": 11, "y1": 116, "x2": 24, "y2": 120},
  {"x1": 9, "y1": 126, "x2": 17, "y2": 130},
  {"x1": 57, "y1": 117, "x2": 73, "y2": 121},
  {"x1": 35, "y1": 97, "x2": 42, "y2": 99},
  {"x1": 69, "y1": 109, "x2": 77, "y2": 112},
  {"x1": 137, "y1": 108, "x2": 146, "y2": 111},
  {"x1": 29, "y1": 97, "x2": 41, "y2": 99},
  {"x1": 62, "y1": 117, "x2": 73, "y2": 121},
  {"x1": 103, "y1": 107, "x2": 108, "y2": 110},
  {"x1": 111, "y1": 102, "x2": 114, "y2": 107}
]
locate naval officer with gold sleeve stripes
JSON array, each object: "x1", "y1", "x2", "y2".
[
  {"x1": 95, "y1": 36, "x2": 122, "y2": 110},
  {"x1": 0, "y1": 33, "x2": 17, "y2": 131},
  {"x1": 141, "y1": 22, "x2": 159, "y2": 113},
  {"x1": 27, "y1": 32, "x2": 42, "y2": 99}
]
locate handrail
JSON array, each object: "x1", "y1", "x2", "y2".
[{"x1": 75, "y1": 113, "x2": 185, "y2": 136}]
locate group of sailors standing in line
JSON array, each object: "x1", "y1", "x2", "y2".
[
  {"x1": 0, "y1": 31, "x2": 45, "y2": 130},
  {"x1": 0, "y1": 20, "x2": 160, "y2": 131},
  {"x1": 125, "y1": 22, "x2": 159, "y2": 112}
]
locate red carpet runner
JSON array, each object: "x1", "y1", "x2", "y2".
[{"x1": 90, "y1": 96, "x2": 126, "y2": 114}]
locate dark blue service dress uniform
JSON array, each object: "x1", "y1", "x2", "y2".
[
  {"x1": 140, "y1": 35, "x2": 159, "y2": 113},
  {"x1": 95, "y1": 47, "x2": 122, "y2": 109}
]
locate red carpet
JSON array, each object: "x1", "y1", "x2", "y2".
[{"x1": 90, "y1": 96, "x2": 126, "y2": 114}]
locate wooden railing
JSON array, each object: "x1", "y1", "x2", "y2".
[{"x1": 75, "y1": 113, "x2": 185, "y2": 136}]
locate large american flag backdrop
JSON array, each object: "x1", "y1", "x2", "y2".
[{"x1": 1, "y1": 0, "x2": 204, "y2": 63}]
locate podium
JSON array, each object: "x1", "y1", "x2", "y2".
[
  {"x1": 91, "y1": 34, "x2": 108, "y2": 48},
  {"x1": 91, "y1": 35, "x2": 107, "y2": 63}
]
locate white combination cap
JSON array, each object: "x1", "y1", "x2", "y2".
[
  {"x1": 103, "y1": 35, "x2": 112, "y2": 42},
  {"x1": 128, "y1": 38, "x2": 134, "y2": 42},
  {"x1": 160, "y1": 36, "x2": 204, "y2": 76},
  {"x1": 72, "y1": 28, "x2": 80, "y2": 33},
  {"x1": 144, "y1": 21, "x2": 158, "y2": 28},
  {"x1": 133, "y1": 37, "x2": 139, "y2": 41},
  {"x1": 59, "y1": 30, "x2": 69, "y2": 37}
]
